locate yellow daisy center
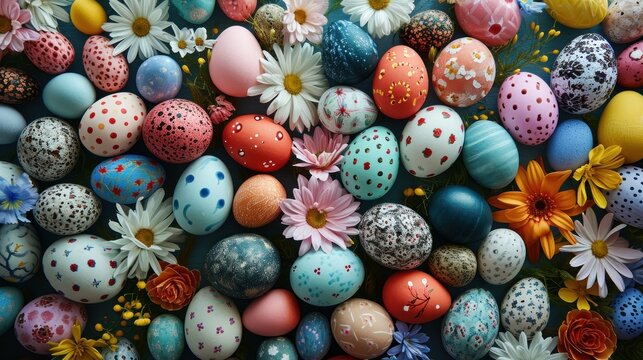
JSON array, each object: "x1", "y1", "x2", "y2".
[
  {"x1": 178, "y1": 39, "x2": 187, "y2": 49},
  {"x1": 135, "y1": 228, "x2": 155, "y2": 247},
  {"x1": 306, "y1": 209, "x2": 327, "y2": 229},
  {"x1": 195, "y1": 37, "x2": 204, "y2": 46},
  {"x1": 591, "y1": 240, "x2": 609, "y2": 258},
  {"x1": 132, "y1": 18, "x2": 151, "y2": 37},
  {"x1": 284, "y1": 74, "x2": 302, "y2": 95},
  {"x1": 0, "y1": 16, "x2": 12, "y2": 34},
  {"x1": 294, "y1": 9, "x2": 307, "y2": 24},
  {"x1": 369, "y1": 0, "x2": 390, "y2": 10}
]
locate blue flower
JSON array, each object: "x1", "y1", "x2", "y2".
[
  {"x1": 625, "y1": 257, "x2": 643, "y2": 288},
  {"x1": 517, "y1": 0, "x2": 548, "y2": 14},
  {"x1": 0, "y1": 173, "x2": 38, "y2": 224},
  {"x1": 383, "y1": 321, "x2": 430, "y2": 360}
]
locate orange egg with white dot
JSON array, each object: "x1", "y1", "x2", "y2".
[{"x1": 79, "y1": 92, "x2": 146, "y2": 157}]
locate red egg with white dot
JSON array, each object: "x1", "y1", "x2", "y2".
[{"x1": 79, "y1": 92, "x2": 146, "y2": 157}]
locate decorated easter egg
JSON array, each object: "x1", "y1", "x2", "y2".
[
  {"x1": 222, "y1": 114, "x2": 292, "y2": 172},
  {"x1": 0, "y1": 224, "x2": 40, "y2": 283},
  {"x1": 253, "y1": 4, "x2": 285, "y2": 48},
  {"x1": 17, "y1": 117, "x2": 80, "y2": 181},
  {"x1": 383, "y1": 270, "x2": 451, "y2": 324},
  {"x1": 0, "y1": 287, "x2": 23, "y2": 335},
  {"x1": 0, "y1": 67, "x2": 39, "y2": 104},
  {"x1": 322, "y1": 20, "x2": 378, "y2": 84},
  {"x1": 173, "y1": 156, "x2": 233, "y2": 235},
  {"x1": 400, "y1": 10, "x2": 454, "y2": 54},
  {"x1": 43, "y1": 73, "x2": 96, "y2": 119},
  {"x1": 428, "y1": 185, "x2": 492, "y2": 244},
  {"x1": 617, "y1": 41, "x2": 643, "y2": 88},
  {"x1": 544, "y1": 0, "x2": 607, "y2": 29},
  {"x1": 136, "y1": 55, "x2": 182, "y2": 103},
  {"x1": 605, "y1": 166, "x2": 643, "y2": 229},
  {"x1": 82, "y1": 35, "x2": 129, "y2": 92},
  {"x1": 546, "y1": 119, "x2": 593, "y2": 171},
  {"x1": 401, "y1": 105, "x2": 464, "y2": 178},
  {"x1": 331, "y1": 298, "x2": 394, "y2": 359},
  {"x1": 290, "y1": 247, "x2": 364, "y2": 306},
  {"x1": 217, "y1": 0, "x2": 256, "y2": 21},
  {"x1": 101, "y1": 337, "x2": 139, "y2": 359},
  {"x1": 442, "y1": 289, "x2": 500, "y2": 360},
  {"x1": 34, "y1": 184, "x2": 102, "y2": 235},
  {"x1": 148, "y1": 314, "x2": 185, "y2": 360},
  {"x1": 598, "y1": 91, "x2": 643, "y2": 164},
  {"x1": 432, "y1": 38, "x2": 495, "y2": 108},
  {"x1": 318, "y1": 86, "x2": 378, "y2": 134},
  {"x1": 603, "y1": 0, "x2": 643, "y2": 44},
  {"x1": 171, "y1": 0, "x2": 215, "y2": 24},
  {"x1": 257, "y1": 337, "x2": 297, "y2": 360},
  {"x1": 184, "y1": 287, "x2": 242, "y2": 359},
  {"x1": 0, "y1": 105, "x2": 26, "y2": 144},
  {"x1": 90, "y1": 155, "x2": 165, "y2": 204},
  {"x1": 551, "y1": 34, "x2": 617, "y2": 115},
  {"x1": 24, "y1": 32, "x2": 75, "y2": 74},
  {"x1": 233, "y1": 174, "x2": 285, "y2": 228},
  {"x1": 501, "y1": 278, "x2": 550, "y2": 339},
  {"x1": 242, "y1": 289, "x2": 300, "y2": 336},
  {"x1": 428, "y1": 245, "x2": 477, "y2": 287},
  {"x1": 210, "y1": 26, "x2": 262, "y2": 97},
  {"x1": 340, "y1": 126, "x2": 399, "y2": 200},
  {"x1": 0, "y1": 161, "x2": 26, "y2": 184},
  {"x1": 143, "y1": 99, "x2": 213, "y2": 163},
  {"x1": 14, "y1": 294, "x2": 86, "y2": 354},
  {"x1": 372, "y1": 45, "x2": 428, "y2": 119},
  {"x1": 478, "y1": 229, "x2": 526, "y2": 285},
  {"x1": 455, "y1": 0, "x2": 520, "y2": 46},
  {"x1": 611, "y1": 288, "x2": 643, "y2": 340},
  {"x1": 296, "y1": 312, "x2": 331, "y2": 360},
  {"x1": 70, "y1": 0, "x2": 107, "y2": 35},
  {"x1": 359, "y1": 203, "x2": 432, "y2": 270}
]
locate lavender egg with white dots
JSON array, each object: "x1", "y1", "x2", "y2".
[
  {"x1": 605, "y1": 165, "x2": 643, "y2": 229},
  {"x1": 478, "y1": 229, "x2": 526, "y2": 285}
]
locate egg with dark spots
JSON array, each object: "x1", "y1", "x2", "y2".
[
  {"x1": 34, "y1": 183, "x2": 102, "y2": 235},
  {"x1": 611, "y1": 288, "x2": 643, "y2": 340},
  {"x1": 0, "y1": 67, "x2": 38, "y2": 105},
  {"x1": 605, "y1": 166, "x2": 643, "y2": 229},
  {"x1": 400, "y1": 10, "x2": 454, "y2": 54}
]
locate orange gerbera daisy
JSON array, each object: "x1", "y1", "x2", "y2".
[{"x1": 489, "y1": 159, "x2": 587, "y2": 262}]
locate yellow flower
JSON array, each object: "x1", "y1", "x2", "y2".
[
  {"x1": 48, "y1": 321, "x2": 107, "y2": 360},
  {"x1": 573, "y1": 145, "x2": 625, "y2": 209},
  {"x1": 559, "y1": 279, "x2": 599, "y2": 310}
]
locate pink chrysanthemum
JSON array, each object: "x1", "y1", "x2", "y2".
[
  {"x1": 280, "y1": 175, "x2": 360, "y2": 256},
  {"x1": 0, "y1": 0, "x2": 39, "y2": 52},
  {"x1": 282, "y1": 0, "x2": 328, "y2": 45},
  {"x1": 292, "y1": 126, "x2": 348, "y2": 181}
]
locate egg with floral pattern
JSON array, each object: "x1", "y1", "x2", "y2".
[
  {"x1": 296, "y1": 312, "x2": 331, "y2": 360},
  {"x1": 0, "y1": 224, "x2": 40, "y2": 283},
  {"x1": 148, "y1": 314, "x2": 185, "y2": 360},
  {"x1": 318, "y1": 86, "x2": 378, "y2": 135},
  {"x1": 24, "y1": 31, "x2": 75, "y2": 74},
  {"x1": 617, "y1": 41, "x2": 643, "y2": 88},
  {"x1": 0, "y1": 67, "x2": 38, "y2": 105},
  {"x1": 605, "y1": 166, "x2": 643, "y2": 229},
  {"x1": 500, "y1": 277, "x2": 550, "y2": 339},
  {"x1": 90, "y1": 155, "x2": 165, "y2": 204},
  {"x1": 382, "y1": 270, "x2": 451, "y2": 324},
  {"x1": 257, "y1": 337, "x2": 298, "y2": 360},
  {"x1": 455, "y1": 0, "x2": 521, "y2": 46},
  {"x1": 400, "y1": 10, "x2": 454, "y2": 54},
  {"x1": 34, "y1": 184, "x2": 102, "y2": 236},
  {"x1": 82, "y1": 35, "x2": 129, "y2": 92}
]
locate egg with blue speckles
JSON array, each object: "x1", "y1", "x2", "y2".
[
  {"x1": 322, "y1": 20, "x2": 378, "y2": 84},
  {"x1": 0, "y1": 287, "x2": 23, "y2": 335},
  {"x1": 147, "y1": 314, "x2": 185, "y2": 360},
  {"x1": 91, "y1": 155, "x2": 165, "y2": 204},
  {"x1": 0, "y1": 105, "x2": 26, "y2": 144},
  {"x1": 546, "y1": 119, "x2": 593, "y2": 171},
  {"x1": 101, "y1": 337, "x2": 138, "y2": 360},
  {"x1": 136, "y1": 55, "x2": 182, "y2": 103},
  {"x1": 257, "y1": 337, "x2": 298, "y2": 360},
  {"x1": 611, "y1": 287, "x2": 643, "y2": 340},
  {"x1": 296, "y1": 312, "x2": 331, "y2": 360},
  {"x1": 171, "y1": 0, "x2": 214, "y2": 24},
  {"x1": 173, "y1": 156, "x2": 233, "y2": 235},
  {"x1": 500, "y1": 277, "x2": 550, "y2": 339},
  {"x1": 43, "y1": 73, "x2": 96, "y2": 119},
  {"x1": 605, "y1": 166, "x2": 643, "y2": 229},
  {"x1": 463, "y1": 120, "x2": 518, "y2": 189},
  {"x1": 0, "y1": 224, "x2": 40, "y2": 283},
  {"x1": 204, "y1": 234, "x2": 280, "y2": 299},
  {"x1": 428, "y1": 185, "x2": 492, "y2": 244}
]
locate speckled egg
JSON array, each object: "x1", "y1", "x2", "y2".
[
  {"x1": 546, "y1": 119, "x2": 593, "y2": 171},
  {"x1": 217, "y1": 0, "x2": 256, "y2": 22},
  {"x1": 382, "y1": 270, "x2": 451, "y2": 324},
  {"x1": 428, "y1": 245, "x2": 477, "y2": 287},
  {"x1": 603, "y1": 0, "x2": 643, "y2": 44},
  {"x1": 0, "y1": 287, "x2": 23, "y2": 335},
  {"x1": 143, "y1": 99, "x2": 213, "y2": 164},
  {"x1": 34, "y1": 184, "x2": 102, "y2": 235},
  {"x1": 148, "y1": 314, "x2": 185, "y2": 360},
  {"x1": 90, "y1": 155, "x2": 165, "y2": 204},
  {"x1": 0, "y1": 224, "x2": 40, "y2": 283},
  {"x1": 296, "y1": 312, "x2": 331, "y2": 360},
  {"x1": 432, "y1": 38, "x2": 496, "y2": 108},
  {"x1": 597, "y1": 91, "x2": 643, "y2": 164},
  {"x1": 42, "y1": 73, "x2": 96, "y2": 119},
  {"x1": 359, "y1": 203, "x2": 432, "y2": 270},
  {"x1": 0, "y1": 67, "x2": 39, "y2": 104},
  {"x1": 605, "y1": 166, "x2": 643, "y2": 229},
  {"x1": 478, "y1": 229, "x2": 526, "y2": 285},
  {"x1": 242, "y1": 289, "x2": 300, "y2": 336},
  {"x1": 455, "y1": 0, "x2": 521, "y2": 46},
  {"x1": 617, "y1": 41, "x2": 643, "y2": 88},
  {"x1": 318, "y1": 86, "x2": 378, "y2": 134},
  {"x1": 24, "y1": 32, "x2": 75, "y2": 74},
  {"x1": 17, "y1": 117, "x2": 79, "y2": 181},
  {"x1": 233, "y1": 174, "x2": 286, "y2": 228},
  {"x1": 0, "y1": 105, "x2": 26, "y2": 144},
  {"x1": 340, "y1": 126, "x2": 399, "y2": 200},
  {"x1": 400, "y1": 10, "x2": 454, "y2": 54},
  {"x1": 0, "y1": 161, "x2": 26, "y2": 184},
  {"x1": 500, "y1": 277, "x2": 549, "y2": 339},
  {"x1": 172, "y1": 0, "x2": 215, "y2": 23},
  {"x1": 322, "y1": 20, "x2": 378, "y2": 85},
  {"x1": 82, "y1": 35, "x2": 129, "y2": 92},
  {"x1": 101, "y1": 337, "x2": 139, "y2": 360},
  {"x1": 257, "y1": 337, "x2": 298, "y2": 360},
  {"x1": 544, "y1": 0, "x2": 607, "y2": 29},
  {"x1": 551, "y1": 33, "x2": 617, "y2": 115},
  {"x1": 252, "y1": 4, "x2": 285, "y2": 48},
  {"x1": 611, "y1": 287, "x2": 643, "y2": 340},
  {"x1": 136, "y1": 55, "x2": 182, "y2": 103}
]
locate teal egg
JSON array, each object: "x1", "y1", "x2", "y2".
[
  {"x1": 170, "y1": 0, "x2": 215, "y2": 24},
  {"x1": 42, "y1": 73, "x2": 95, "y2": 119},
  {"x1": 322, "y1": 20, "x2": 378, "y2": 84},
  {"x1": 296, "y1": 312, "x2": 331, "y2": 360},
  {"x1": 0, "y1": 105, "x2": 26, "y2": 144},
  {"x1": 102, "y1": 337, "x2": 139, "y2": 360},
  {"x1": 91, "y1": 155, "x2": 166, "y2": 204},
  {"x1": 0, "y1": 287, "x2": 23, "y2": 335},
  {"x1": 147, "y1": 314, "x2": 185, "y2": 360},
  {"x1": 546, "y1": 119, "x2": 593, "y2": 171},
  {"x1": 463, "y1": 120, "x2": 519, "y2": 189},
  {"x1": 611, "y1": 288, "x2": 643, "y2": 340},
  {"x1": 257, "y1": 337, "x2": 298, "y2": 360},
  {"x1": 428, "y1": 185, "x2": 492, "y2": 244}
]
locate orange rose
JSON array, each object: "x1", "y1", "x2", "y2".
[
  {"x1": 146, "y1": 263, "x2": 201, "y2": 311},
  {"x1": 558, "y1": 309, "x2": 617, "y2": 360}
]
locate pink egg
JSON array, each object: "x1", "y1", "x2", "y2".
[
  {"x1": 82, "y1": 36, "x2": 129, "y2": 92},
  {"x1": 24, "y1": 32, "x2": 75, "y2": 74},
  {"x1": 498, "y1": 72, "x2": 559, "y2": 146},
  {"x1": 455, "y1": 0, "x2": 521, "y2": 47},
  {"x1": 242, "y1": 289, "x2": 300, "y2": 336},
  {"x1": 617, "y1": 41, "x2": 642, "y2": 88},
  {"x1": 217, "y1": 0, "x2": 257, "y2": 21}
]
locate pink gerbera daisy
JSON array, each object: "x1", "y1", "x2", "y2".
[
  {"x1": 282, "y1": 0, "x2": 328, "y2": 45},
  {"x1": 292, "y1": 126, "x2": 348, "y2": 181},
  {"x1": 0, "y1": 0, "x2": 39, "y2": 52},
  {"x1": 280, "y1": 175, "x2": 360, "y2": 256}
]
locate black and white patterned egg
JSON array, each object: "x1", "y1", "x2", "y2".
[
  {"x1": 400, "y1": 10, "x2": 454, "y2": 54},
  {"x1": 605, "y1": 166, "x2": 643, "y2": 229},
  {"x1": 500, "y1": 277, "x2": 550, "y2": 339},
  {"x1": 34, "y1": 183, "x2": 102, "y2": 235},
  {"x1": 551, "y1": 33, "x2": 617, "y2": 115}
]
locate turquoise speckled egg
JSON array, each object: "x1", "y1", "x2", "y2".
[
  {"x1": 102, "y1": 337, "x2": 139, "y2": 360},
  {"x1": 442, "y1": 288, "x2": 500, "y2": 360},
  {"x1": 463, "y1": 120, "x2": 519, "y2": 189},
  {"x1": 91, "y1": 155, "x2": 166, "y2": 204},
  {"x1": 322, "y1": 20, "x2": 378, "y2": 84},
  {"x1": 341, "y1": 126, "x2": 399, "y2": 200},
  {"x1": 147, "y1": 314, "x2": 185, "y2": 360},
  {"x1": 546, "y1": 119, "x2": 593, "y2": 171},
  {"x1": 611, "y1": 287, "x2": 643, "y2": 340},
  {"x1": 0, "y1": 287, "x2": 23, "y2": 335},
  {"x1": 170, "y1": 0, "x2": 214, "y2": 24},
  {"x1": 173, "y1": 155, "x2": 233, "y2": 235},
  {"x1": 296, "y1": 312, "x2": 331, "y2": 360},
  {"x1": 42, "y1": 73, "x2": 95, "y2": 119},
  {"x1": 257, "y1": 337, "x2": 298, "y2": 360},
  {"x1": 0, "y1": 224, "x2": 40, "y2": 283},
  {"x1": 290, "y1": 247, "x2": 364, "y2": 306}
]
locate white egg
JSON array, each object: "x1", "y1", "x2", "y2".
[
  {"x1": 0, "y1": 161, "x2": 25, "y2": 184},
  {"x1": 317, "y1": 86, "x2": 378, "y2": 134},
  {"x1": 477, "y1": 229, "x2": 526, "y2": 285},
  {"x1": 34, "y1": 183, "x2": 102, "y2": 235},
  {"x1": 0, "y1": 224, "x2": 40, "y2": 283},
  {"x1": 500, "y1": 277, "x2": 550, "y2": 339}
]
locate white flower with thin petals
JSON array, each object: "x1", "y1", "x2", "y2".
[
  {"x1": 490, "y1": 332, "x2": 568, "y2": 360},
  {"x1": 19, "y1": 0, "x2": 71, "y2": 32},
  {"x1": 169, "y1": 24, "x2": 195, "y2": 57},
  {"x1": 192, "y1": 27, "x2": 214, "y2": 52},
  {"x1": 341, "y1": 0, "x2": 414, "y2": 39},
  {"x1": 282, "y1": 0, "x2": 328, "y2": 45}
]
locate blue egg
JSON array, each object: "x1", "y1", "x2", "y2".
[
  {"x1": 0, "y1": 287, "x2": 23, "y2": 335},
  {"x1": 0, "y1": 105, "x2": 25, "y2": 144},
  {"x1": 428, "y1": 185, "x2": 492, "y2": 244},
  {"x1": 463, "y1": 121, "x2": 519, "y2": 189},
  {"x1": 147, "y1": 314, "x2": 185, "y2": 360},
  {"x1": 257, "y1": 337, "x2": 298, "y2": 360},
  {"x1": 296, "y1": 312, "x2": 331, "y2": 360},
  {"x1": 136, "y1": 55, "x2": 182, "y2": 103},
  {"x1": 546, "y1": 119, "x2": 593, "y2": 171},
  {"x1": 322, "y1": 20, "x2": 378, "y2": 84},
  {"x1": 43, "y1": 73, "x2": 96, "y2": 119},
  {"x1": 611, "y1": 288, "x2": 643, "y2": 340},
  {"x1": 170, "y1": 0, "x2": 214, "y2": 24},
  {"x1": 91, "y1": 155, "x2": 166, "y2": 204},
  {"x1": 101, "y1": 337, "x2": 139, "y2": 359}
]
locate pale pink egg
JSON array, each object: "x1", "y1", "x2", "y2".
[
  {"x1": 455, "y1": 0, "x2": 521, "y2": 46},
  {"x1": 242, "y1": 289, "x2": 300, "y2": 336}
]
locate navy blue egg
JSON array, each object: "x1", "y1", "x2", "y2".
[
  {"x1": 546, "y1": 119, "x2": 593, "y2": 171},
  {"x1": 322, "y1": 20, "x2": 378, "y2": 84},
  {"x1": 611, "y1": 287, "x2": 643, "y2": 340},
  {"x1": 428, "y1": 185, "x2": 492, "y2": 244},
  {"x1": 296, "y1": 312, "x2": 331, "y2": 360}
]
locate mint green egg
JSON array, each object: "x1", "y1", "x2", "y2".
[{"x1": 171, "y1": 0, "x2": 215, "y2": 24}]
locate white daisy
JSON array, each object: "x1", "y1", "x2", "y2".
[
  {"x1": 490, "y1": 332, "x2": 568, "y2": 360},
  {"x1": 19, "y1": 0, "x2": 71, "y2": 32},
  {"x1": 192, "y1": 27, "x2": 214, "y2": 52},
  {"x1": 169, "y1": 24, "x2": 195, "y2": 57},
  {"x1": 282, "y1": 0, "x2": 328, "y2": 45},
  {"x1": 108, "y1": 188, "x2": 183, "y2": 279},
  {"x1": 248, "y1": 43, "x2": 328, "y2": 133},
  {"x1": 101, "y1": 0, "x2": 173, "y2": 63},
  {"x1": 341, "y1": 0, "x2": 414, "y2": 39}
]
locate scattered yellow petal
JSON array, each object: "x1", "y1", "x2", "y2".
[
  {"x1": 181, "y1": 65, "x2": 191, "y2": 74},
  {"x1": 532, "y1": 49, "x2": 540, "y2": 56},
  {"x1": 414, "y1": 187, "x2": 426, "y2": 196},
  {"x1": 473, "y1": 115, "x2": 479, "y2": 120},
  {"x1": 513, "y1": 68, "x2": 521, "y2": 74},
  {"x1": 552, "y1": 49, "x2": 560, "y2": 55},
  {"x1": 198, "y1": 57, "x2": 206, "y2": 65},
  {"x1": 538, "y1": 32, "x2": 544, "y2": 39},
  {"x1": 548, "y1": 29, "x2": 556, "y2": 36},
  {"x1": 534, "y1": 24, "x2": 540, "y2": 33}
]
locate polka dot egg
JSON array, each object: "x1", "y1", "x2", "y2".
[
  {"x1": 478, "y1": 229, "x2": 526, "y2": 285},
  {"x1": 82, "y1": 35, "x2": 129, "y2": 92},
  {"x1": 605, "y1": 166, "x2": 643, "y2": 229},
  {"x1": 33, "y1": 183, "x2": 102, "y2": 236},
  {"x1": 611, "y1": 288, "x2": 643, "y2": 340},
  {"x1": 24, "y1": 31, "x2": 75, "y2": 74}
]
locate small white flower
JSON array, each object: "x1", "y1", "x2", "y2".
[
  {"x1": 169, "y1": 24, "x2": 195, "y2": 58},
  {"x1": 447, "y1": 43, "x2": 463, "y2": 54},
  {"x1": 472, "y1": 50, "x2": 486, "y2": 63},
  {"x1": 192, "y1": 27, "x2": 215, "y2": 52},
  {"x1": 268, "y1": 345, "x2": 279, "y2": 356},
  {"x1": 444, "y1": 58, "x2": 460, "y2": 80},
  {"x1": 485, "y1": 65, "x2": 495, "y2": 81},
  {"x1": 446, "y1": 93, "x2": 461, "y2": 104}
]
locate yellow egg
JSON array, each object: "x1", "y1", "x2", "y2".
[
  {"x1": 544, "y1": 0, "x2": 608, "y2": 29},
  {"x1": 598, "y1": 91, "x2": 643, "y2": 164},
  {"x1": 70, "y1": 0, "x2": 107, "y2": 35}
]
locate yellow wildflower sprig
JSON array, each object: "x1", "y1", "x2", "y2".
[
  {"x1": 49, "y1": 320, "x2": 107, "y2": 360},
  {"x1": 573, "y1": 145, "x2": 625, "y2": 208}
]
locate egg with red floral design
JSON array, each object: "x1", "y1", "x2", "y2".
[
  {"x1": 454, "y1": 0, "x2": 521, "y2": 47},
  {"x1": 24, "y1": 32, "x2": 75, "y2": 74},
  {"x1": 90, "y1": 154, "x2": 165, "y2": 204},
  {"x1": 82, "y1": 35, "x2": 129, "y2": 92},
  {"x1": 382, "y1": 270, "x2": 451, "y2": 324}
]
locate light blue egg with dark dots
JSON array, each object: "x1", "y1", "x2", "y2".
[
  {"x1": 0, "y1": 287, "x2": 23, "y2": 335},
  {"x1": 136, "y1": 55, "x2": 182, "y2": 103},
  {"x1": 296, "y1": 312, "x2": 331, "y2": 360},
  {"x1": 101, "y1": 337, "x2": 139, "y2": 360},
  {"x1": 257, "y1": 337, "x2": 298, "y2": 360},
  {"x1": 322, "y1": 20, "x2": 378, "y2": 84},
  {"x1": 611, "y1": 287, "x2": 643, "y2": 340},
  {"x1": 147, "y1": 314, "x2": 185, "y2": 360},
  {"x1": 605, "y1": 166, "x2": 643, "y2": 229},
  {"x1": 546, "y1": 119, "x2": 593, "y2": 171}
]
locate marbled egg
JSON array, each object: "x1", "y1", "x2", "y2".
[
  {"x1": 252, "y1": 3, "x2": 284, "y2": 48},
  {"x1": 400, "y1": 10, "x2": 454, "y2": 54},
  {"x1": 0, "y1": 224, "x2": 40, "y2": 283},
  {"x1": 0, "y1": 105, "x2": 26, "y2": 144},
  {"x1": 242, "y1": 289, "x2": 300, "y2": 336},
  {"x1": 455, "y1": 0, "x2": 520, "y2": 46},
  {"x1": 0, "y1": 287, "x2": 23, "y2": 335},
  {"x1": 171, "y1": 0, "x2": 215, "y2": 24},
  {"x1": 148, "y1": 314, "x2": 185, "y2": 360},
  {"x1": 428, "y1": 245, "x2": 477, "y2": 287},
  {"x1": 478, "y1": 229, "x2": 526, "y2": 285},
  {"x1": 611, "y1": 287, "x2": 643, "y2": 340},
  {"x1": 0, "y1": 161, "x2": 25, "y2": 184},
  {"x1": 340, "y1": 126, "x2": 399, "y2": 200},
  {"x1": 17, "y1": 117, "x2": 79, "y2": 181},
  {"x1": 24, "y1": 32, "x2": 74, "y2": 74},
  {"x1": 290, "y1": 247, "x2": 364, "y2": 306},
  {"x1": 383, "y1": 270, "x2": 451, "y2": 324},
  {"x1": 359, "y1": 203, "x2": 432, "y2": 270},
  {"x1": 318, "y1": 86, "x2": 378, "y2": 134},
  {"x1": 598, "y1": 91, "x2": 643, "y2": 164},
  {"x1": 296, "y1": 312, "x2": 331, "y2": 360},
  {"x1": 82, "y1": 35, "x2": 129, "y2": 92},
  {"x1": 401, "y1": 105, "x2": 464, "y2": 178},
  {"x1": 546, "y1": 119, "x2": 593, "y2": 171},
  {"x1": 233, "y1": 174, "x2": 286, "y2": 228},
  {"x1": 617, "y1": 41, "x2": 643, "y2": 88},
  {"x1": 442, "y1": 288, "x2": 499, "y2": 360},
  {"x1": 70, "y1": 0, "x2": 107, "y2": 35},
  {"x1": 136, "y1": 55, "x2": 182, "y2": 103},
  {"x1": 500, "y1": 278, "x2": 549, "y2": 339},
  {"x1": 322, "y1": 20, "x2": 378, "y2": 85},
  {"x1": 42, "y1": 73, "x2": 96, "y2": 119},
  {"x1": 0, "y1": 67, "x2": 39, "y2": 104},
  {"x1": 143, "y1": 99, "x2": 213, "y2": 163},
  {"x1": 605, "y1": 166, "x2": 643, "y2": 229},
  {"x1": 217, "y1": 0, "x2": 256, "y2": 21},
  {"x1": 90, "y1": 155, "x2": 165, "y2": 204},
  {"x1": 603, "y1": 0, "x2": 643, "y2": 44},
  {"x1": 544, "y1": 0, "x2": 607, "y2": 29},
  {"x1": 257, "y1": 337, "x2": 298, "y2": 360},
  {"x1": 34, "y1": 184, "x2": 101, "y2": 235},
  {"x1": 101, "y1": 337, "x2": 139, "y2": 359},
  {"x1": 551, "y1": 33, "x2": 617, "y2": 115}
]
